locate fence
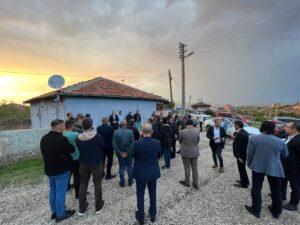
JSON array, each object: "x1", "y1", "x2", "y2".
[{"x1": 0, "y1": 118, "x2": 31, "y2": 131}]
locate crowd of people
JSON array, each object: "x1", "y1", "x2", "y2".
[{"x1": 40, "y1": 111, "x2": 299, "y2": 224}]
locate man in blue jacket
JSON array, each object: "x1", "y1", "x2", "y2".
[
  {"x1": 113, "y1": 120, "x2": 135, "y2": 187},
  {"x1": 133, "y1": 123, "x2": 161, "y2": 225},
  {"x1": 245, "y1": 121, "x2": 289, "y2": 219}
]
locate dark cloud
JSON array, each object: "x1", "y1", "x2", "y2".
[{"x1": 0, "y1": 0, "x2": 299, "y2": 105}]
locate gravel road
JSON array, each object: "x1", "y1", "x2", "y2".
[{"x1": 0, "y1": 133, "x2": 299, "y2": 225}]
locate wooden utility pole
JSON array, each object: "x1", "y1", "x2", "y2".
[
  {"x1": 179, "y1": 42, "x2": 193, "y2": 114},
  {"x1": 168, "y1": 69, "x2": 173, "y2": 105}
]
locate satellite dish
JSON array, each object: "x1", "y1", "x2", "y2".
[{"x1": 48, "y1": 75, "x2": 65, "y2": 89}]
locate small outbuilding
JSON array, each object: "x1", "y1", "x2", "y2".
[{"x1": 24, "y1": 77, "x2": 168, "y2": 128}]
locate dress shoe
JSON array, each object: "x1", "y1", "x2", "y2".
[
  {"x1": 212, "y1": 164, "x2": 218, "y2": 168},
  {"x1": 245, "y1": 205, "x2": 260, "y2": 218},
  {"x1": 148, "y1": 209, "x2": 156, "y2": 223},
  {"x1": 219, "y1": 167, "x2": 224, "y2": 173},
  {"x1": 128, "y1": 180, "x2": 134, "y2": 187},
  {"x1": 268, "y1": 205, "x2": 279, "y2": 219},
  {"x1": 236, "y1": 180, "x2": 241, "y2": 183},
  {"x1": 179, "y1": 180, "x2": 191, "y2": 187},
  {"x1": 234, "y1": 183, "x2": 248, "y2": 189},
  {"x1": 283, "y1": 203, "x2": 298, "y2": 211},
  {"x1": 51, "y1": 213, "x2": 56, "y2": 220},
  {"x1": 161, "y1": 165, "x2": 170, "y2": 169},
  {"x1": 135, "y1": 211, "x2": 144, "y2": 225},
  {"x1": 105, "y1": 174, "x2": 116, "y2": 180},
  {"x1": 193, "y1": 184, "x2": 199, "y2": 190},
  {"x1": 78, "y1": 202, "x2": 89, "y2": 216},
  {"x1": 55, "y1": 210, "x2": 75, "y2": 223},
  {"x1": 119, "y1": 182, "x2": 125, "y2": 188}
]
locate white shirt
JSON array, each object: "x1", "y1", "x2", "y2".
[
  {"x1": 214, "y1": 127, "x2": 221, "y2": 143},
  {"x1": 285, "y1": 134, "x2": 298, "y2": 144}
]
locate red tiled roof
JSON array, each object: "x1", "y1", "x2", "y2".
[{"x1": 24, "y1": 77, "x2": 169, "y2": 103}]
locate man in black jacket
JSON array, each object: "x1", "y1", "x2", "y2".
[
  {"x1": 232, "y1": 120, "x2": 250, "y2": 188},
  {"x1": 40, "y1": 119, "x2": 76, "y2": 223},
  {"x1": 127, "y1": 119, "x2": 141, "y2": 141},
  {"x1": 97, "y1": 117, "x2": 116, "y2": 180},
  {"x1": 160, "y1": 117, "x2": 172, "y2": 169},
  {"x1": 76, "y1": 117, "x2": 105, "y2": 216},
  {"x1": 170, "y1": 118, "x2": 179, "y2": 159},
  {"x1": 109, "y1": 111, "x2": 119, "y2": 130},
  {"x1": 282, "y1": 122, "x2": 300, "y2": 211},
  {"x1": 206, "y1": 117, "x2": 226, "y2": 173}
]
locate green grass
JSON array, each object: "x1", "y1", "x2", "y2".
[{"x1": 0, "y1": 156, "x2": 44, "y2": 189}]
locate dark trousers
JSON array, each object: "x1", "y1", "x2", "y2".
[
  {"x1": 79, "y1": 164, "x2": 103, "y2": 212},
  {"x1": 251, "y1": 171, "x2": 282, "y2": 216},
  {"x1": 71, "y1": 160, "x2": 80, "y2": 198},
  {"x1": 199, "y1": 122, "x2": 203, "y2": 132},
  {"x1": 211, "y1": 144, "x2": 223, "y2": 167},
  {"x1": 281, "y1": 175, "x2": 300, "y2": 206},
  {"x1": 170, "y1": 139, "x2": 176, "y2": 159},
  {"x1": 118, "y1": 156, "x2": 133, "y2": 185},
  {"x1": 136, "y1": 179, "x2": 157, "y2": 221},
  {"x1": 163, "y1": 147, "x2": 171, "y2": 168},
  {"x1": 103, "y1": 149, "x2": 114, "y2": 176},
  {"x1": 237, "y1": 159, "x2": 249, "y2": 186}
]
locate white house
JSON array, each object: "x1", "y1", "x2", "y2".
[{"x1": 24, "y1": 77, "x2": 168, "y2": 128}]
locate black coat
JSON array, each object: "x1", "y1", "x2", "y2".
[
  {"x1": 282, "y1": 134, "x2": 300, "y2": 177},
  {"x1": 133, "y1": 113, "x2": 141, "y2": 122},
  {"x1": 97, "y1": 124, "x2": 114, "y2": 151},
  {"x1": 232, "y1": 129, "x2": 249, "y2": 161},
  {"x1": 109, "y1": 114, "x2": 119, "y2": 130},
  {"x1": 160, "y1": 124, "x2": 172, "y2": 149},
  {"x1": 206, "y1": 126, "x2": 226, "y2": 148},
  {"x1": 40, "y1": 131, "x2": 75, "y2": 176},
  {"x1": 170, "y1": 122, "x2": 179, "y2": 140},
  {"x1": 127, "y1": 125, "x2": 141, "y2": 141},
  {"x1": 151, "y1": 121, "x2": 163, "y2": 140}
]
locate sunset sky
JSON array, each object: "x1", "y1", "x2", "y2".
[{"x1": 0, "y1": 0, "x2": 300, "y2": 105}]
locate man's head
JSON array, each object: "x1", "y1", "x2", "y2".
[
  {"x1": 214, "y1": 117, "x2": 222, "y2": 128},
  {"x1": 234, "y1": 120, "x2": 244, "y2": 131},
  {"x1": 66, "y1": 112, "x2": 73, "y2": 119},
  {"x1": 82, "y1": 117, "x2": 93, "y2": 131},
  {"x1": 102, "y1": 116, "x2": 109, "y2": 125},
  {"x1": 85, "y1": 113, "x2": 91, "y2": 118},
  {"x1": 136, "y1": 110, "x2": 139, "y2": 113},
  {"x1": 129, "y1": 119, "x2": 135, "y2": 126},
  {"x1": 284, "y1": 122, "x2": 300, "y2": 136},
  {"x1": 141, "y1": 123, "x2": 153, "y2": 137},
  {"x1": 65, "y1": 119, "x2": 75, "y2": 131},
  {"x1": 112, "y1": 110, "x2": 115, "y2": 115},
  {"x1": 51, "y1": 119, "x2": 64, "y2": 133},
  {"x1": 162, "y1": 117, "x2": 168, "y2": 124},
  {"x1": 129, "y1": 112, "x2": 132, "y2": 115},
  {"x1": 119, "y1": 110, "x2": 122, "y2": 115},
  {"x1": 260, "y1": 121, "x2": 275, "y2": 134},
  {"x1": 148, "y1": 116, "x2": 155, "y2": 124},
  {"x1": 76, "y1": 113, "x2": 84, "y2": 120},
  {"x1": 120, "y1": 119, "x2": 127, "y2": 128},
  {"x1": 186, "y1": 119, "x2": 194, "y2": 127}
]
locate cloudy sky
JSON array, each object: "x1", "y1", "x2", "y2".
[{"x1": 0, "y1": 0, "x2": 300, "y2": 105}]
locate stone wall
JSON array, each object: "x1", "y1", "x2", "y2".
[{"x1": 0, "y1": 128, "x2": 49, "y2": 161}]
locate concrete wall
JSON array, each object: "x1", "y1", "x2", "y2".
[{"x1": 0, "y1": 128, "x2": 49, "y2": 158}]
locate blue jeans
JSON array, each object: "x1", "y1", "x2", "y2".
[
  {"x1": 163, "y1": 148, "x2": 171, "y2": 168},
  {"x1": 48, "y1": 171, "x2": 70, "y2": 218},
  {"x1": 136, "y1": 180, "x2": 157, "y2": 221},
  {"x1": 118, "y1": 156, "x2": 133, "y2": 185}
]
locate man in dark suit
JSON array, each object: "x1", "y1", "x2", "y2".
[
  {"x1": 133, "y1": 124, "x2": 161, "y2": 225},
  {"x1": 97, "y1": 117, "x2": 116, "y2": 180},
  {"x1": 127, "y1": 119, "x2": 141, "y2": 141},
  {"x1": 109, "y1": 110, "x2": 119, "y2": 130},
  {"x1": 206, "y1": 117, "x2": 226, "y2": 173},
  {"x1": 232, "y1": 120, "x2": 250, "y2": 188},
  {"x1": 282, "y1": 122, "x2": 300, "y2": 211}
]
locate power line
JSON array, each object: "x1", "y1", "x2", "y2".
[{"x1": 134, "y1": 74, "x2": 167, "y2": 88}]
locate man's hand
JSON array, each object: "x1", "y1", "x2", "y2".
[{"x1": 238, "y1": 158, "x2": 244, "y2": 163}]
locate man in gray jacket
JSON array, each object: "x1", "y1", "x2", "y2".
[
  {"x1": 178, "y1": 119, "x2": 200, "y2": 190},
  {"x1": 113, "y1": 120, "x2": 135, "y2": 188},
  {"x1": 245, "y1": 121, "x2": 289, "y2": 219}
]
